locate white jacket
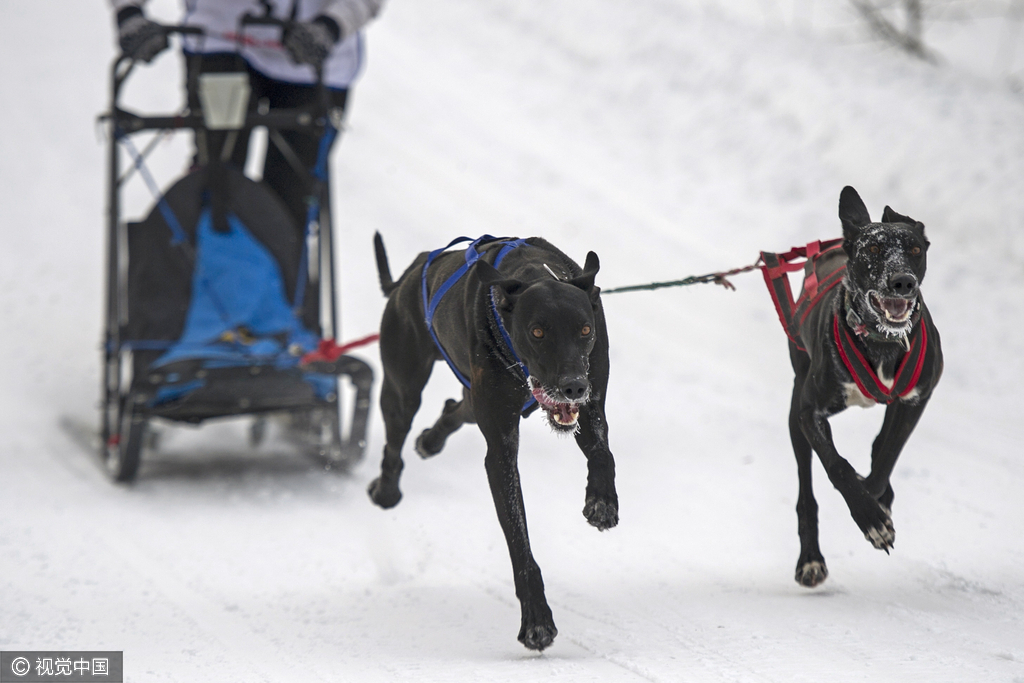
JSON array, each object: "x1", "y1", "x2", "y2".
[{"x1": 112, "y1": 0, "x2": 385, "y2": 88}]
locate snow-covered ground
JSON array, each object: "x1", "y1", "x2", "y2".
[{"x1": 2, "y1": 1, "x2": 1023, "y2": 681}]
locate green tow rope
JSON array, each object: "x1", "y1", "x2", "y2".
[{"x1": 602, "y1": 258, "x2": 764, "y2": 295}]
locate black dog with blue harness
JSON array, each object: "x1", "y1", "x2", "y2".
[{"x1": 371, "y1": 232, "x2": 619, "y2": 652}]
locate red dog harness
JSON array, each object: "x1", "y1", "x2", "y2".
[
  {"x1": 760, "y1": 239, "x2": 928, "y2": 404},
  {"x1": 832, "y1": 314, "x2": 928, "y2": 404}
]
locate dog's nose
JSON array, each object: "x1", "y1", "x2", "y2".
[
  {"x1": 889, "y1": 273, "x2": 918, "y2": 296},
  {"x1": 560, "y1": 378, "x2": 589, "y2": 401}
]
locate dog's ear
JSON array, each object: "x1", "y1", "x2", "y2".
[
  {"x1": 882, "y1": 205, "x2": 927, "y2": 234},
  {"x1": 882, "y1": 206, "x2": 929, "y2": 248},
  {"x1": 569, "y1": 251, "x2": 601, "y2": 304},
  {"x1": 474, "y1": 260, "x2": 526, "y2": 309},
  {"x1": 839, "y1": 186, "x2": 871, "y2": 241},
  {"x1": 881, "y1": 206, "x2": 914, "y2": 225}
]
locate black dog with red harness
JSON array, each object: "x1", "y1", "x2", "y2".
[{"x1": 761, "y1": 186, "x2": 943, "y2": 587}]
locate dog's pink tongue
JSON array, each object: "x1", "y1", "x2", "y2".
[
  {"x1": 557, "y1": 403, "x2": 578, "y2": 423},
  {"x1": 882, "y1": 298, "x2": 910, "y2": 317},
  {"x1": 531, "y1": 387, "x2": 580, "y2": 425}
]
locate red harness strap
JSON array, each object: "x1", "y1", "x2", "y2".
[
  {"x1": 760, "y1": 239, "x2": 845, "y2": 351},
  {"x1": 832, "y1": 313, "x2": 928, "y2": 404}
]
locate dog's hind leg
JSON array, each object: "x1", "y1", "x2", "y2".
[
  {"x1": 368, "y1": 371, "x2": 430, "y2": 509},
  {"x1": 476, "y1": 390, "x2": 557, "y2": 651},
  {"x1": 414, "y1": 388, "x2": 475, "y2": 459},
  {"x1": 368, "y1": 316, "x2": 435, "y2": 509},
  {"x1": 863, "y1": 399, "x2": 929, "y2": 513},
  {"x1": 789, "y1": 364, "x2": 828, "y2": 587}
]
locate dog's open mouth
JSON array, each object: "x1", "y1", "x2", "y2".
[
  {"x1": 529, "y1": 378, "x2": 583, "y2": 431},
  {"x1": 869, "y1": 292, "x2": 916, "y2": 324}
]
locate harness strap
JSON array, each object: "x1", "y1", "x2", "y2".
[
  {"x1": 422, "y1": 235, "x2": 536, "y2": 411},
  {"x1": 760, "y1": 238, "x2": 845, "y2": 350},
  {"x1": 796, "y1": 265, "x2": 845, "y2": 330},
  {"x1": 760, "y1": 250, "x2": 802, "y2": 345},
  {"x1": 422, "y1": 235, "x2": 488, "y2": 388},
  {"x1": 803, "y1": 240, "x2": 822, "y2": 297},
  {"x1": 833, "y1": 312, "x2": 928, "y2": 404}
]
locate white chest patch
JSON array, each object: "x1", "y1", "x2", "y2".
[
  {"x1": 843, "y1": 381, "x2": 921, "y2": 406},
  {"x1": 843, "y1": 382, "x2": 877, "y2": 409},
  {"x1": 900, "y1": 387, "x2": 921, "y2": 402}
]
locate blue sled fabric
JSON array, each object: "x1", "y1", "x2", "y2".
[{"x1": 151, "y1": 209, "x2": 332, "y2": 404}]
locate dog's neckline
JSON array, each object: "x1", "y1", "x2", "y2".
[
  {"x1": 487, "y1": 286, "x2": 531, "y2": 384},
  {"x1": 832, "y1": 307, "x2": 929, "y2": 405},
  {"x1": 842, "y1": 288, "x2": 920, "y2": 349}
]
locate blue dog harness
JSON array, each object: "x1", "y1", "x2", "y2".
[{"x1": 422, "y1": 235, "x2": 537, "y2": 412}]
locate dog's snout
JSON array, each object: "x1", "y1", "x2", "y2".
[
  {"x1": 889, "y1": 273, "x2": 918, "y2": 296},
  {"x1": 559, "y1": 377, "x2": 589, "y2": 401}
]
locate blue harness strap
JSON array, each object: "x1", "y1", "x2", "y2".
[{"x1": 422, "y1": 236, "x2": 536, "y2": 411}]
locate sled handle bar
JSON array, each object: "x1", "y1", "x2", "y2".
[
  {"x1": 236, "y1": 13, "x2": 328, "y2": 102},
  {"x1": 107, "y1": 22, "x2": 330, "y2": 136},
  {"x1": 111, "y1": 25, "x2": 204, "y2": 102},
  {"x1": 238, "y1": 13, "x2": 286, "y2": 28}
]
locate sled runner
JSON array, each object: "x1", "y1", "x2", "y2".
[{"x1": 100, "y1": 18, "x2": 374, "y2": 482}]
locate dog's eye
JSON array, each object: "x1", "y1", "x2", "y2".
[
  {"x1": 869, "y1": 245, "x2": 880, "y2": 254},
  {"x1": 910, "y1": 246, "x2": 921, "y2": 255},
  {"x1": 581, "y1": 325, "x2": 592, "y2": 336},
  {"x1": 532, "y1": 327, "x2": 544, "y2": 339}
]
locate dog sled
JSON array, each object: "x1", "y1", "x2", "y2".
[{"x1": 100, "y1": 18, "x2": 375, "y2": 483}]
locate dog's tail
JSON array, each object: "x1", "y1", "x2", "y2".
[{"x1": 374, "y1": 232, "x2": 400, "y2": 297}]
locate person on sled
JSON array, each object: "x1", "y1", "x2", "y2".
[{"x1": 109, "y1": 0, "x2": 385, "y2": 233}]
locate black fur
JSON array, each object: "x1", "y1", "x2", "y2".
[
  {"x1": 369, "y1": 233, "x2": 619, "y2": 650},
  {"x1": 788, "y1": 187, "x2": 943, "y2": 587}
]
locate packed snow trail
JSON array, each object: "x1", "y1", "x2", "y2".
[{"x1": 2, "y1": 1, "x2": 1023, "y2": 681}]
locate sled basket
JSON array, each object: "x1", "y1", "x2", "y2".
[{"x1": 120, "y1": 166, "x2": 351, "y2": 418}]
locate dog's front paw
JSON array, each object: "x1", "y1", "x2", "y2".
[
  {"x1": 855, "y1": 502, "x2": 895, "y2": 551},
  {"x1": 795, "y1": 560, "x2": 829, "y2": 588},
  {"x1": 367, "y1": 477, "x2": 402, "y2": 509},
  {"x1": 583, "y1": 496, "x2": 618, "y2": 531},
  {"x1": 864, "y1": 519, "x2": 895, "y2": 551},
  {"x1": 518, "y1": 622, "x2": 557, "y2": 651}
]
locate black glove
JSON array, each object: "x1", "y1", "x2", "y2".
[
  {"x1": 282, "y1": 16, "x2": 341, "y2": 69},
  {"x1": 117, "y1": 6, "x2": 168, "y2": 63}
]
